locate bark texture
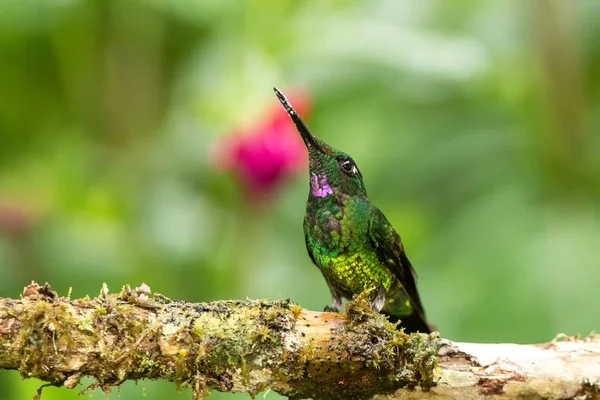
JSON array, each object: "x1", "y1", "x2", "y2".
[{"x1": 0, "y1": 282, "x2": 598, "y2": 400}]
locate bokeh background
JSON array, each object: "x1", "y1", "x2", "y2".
[{"x1": 1, "y1": 0, "x2": 599, "y2": 399}]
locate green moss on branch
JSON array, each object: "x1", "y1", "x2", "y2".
[{"x1": 0, "y1": 282, "x2": 439, "y2": 400}]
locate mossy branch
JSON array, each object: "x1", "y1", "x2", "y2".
[{"x1": 0, "y1": 283, "x2": 598, "y2": 400}]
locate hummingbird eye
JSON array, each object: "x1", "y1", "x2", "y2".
[{"x1": 340, "y1": 159, "x2": 358, "y2": 175}]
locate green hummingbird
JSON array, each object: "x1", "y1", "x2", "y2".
[{"x1": 274, "y1": 88, "x2": 431, "y2": 333}]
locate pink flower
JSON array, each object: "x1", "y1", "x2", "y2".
[{"x1": 213, "y1": 89, "x2": 310, "y2": 203}]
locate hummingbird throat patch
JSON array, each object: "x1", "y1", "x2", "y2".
[{"x1": 311, "y1": 174, "x2": 334, "y2": 198}]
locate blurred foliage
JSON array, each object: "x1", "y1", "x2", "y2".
[{"x1": 1, "y1": 0, "x2": 599, "y2": 399}]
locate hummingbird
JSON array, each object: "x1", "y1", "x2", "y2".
[{"x1": 274, "y1": 88, "x2": 431, "y2": 333}]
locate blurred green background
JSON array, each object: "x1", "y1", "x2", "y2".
[{"x1": 1, "y1": 0, "x2": 599, "y2": 399}]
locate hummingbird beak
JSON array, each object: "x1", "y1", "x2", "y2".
[{"x1": 273, "y1": 87, "x2": 323, "y2": 153}]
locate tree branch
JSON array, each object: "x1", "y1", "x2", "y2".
[{"x1": 0, "y1": 282, "x2": 598, "y2": 400}]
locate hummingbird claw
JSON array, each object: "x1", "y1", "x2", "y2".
[
  {"x1": 326, "y1": 287, "x2": 343, "y2": 313},
  {"x1": 370, "y1": 285, "x2": 386, "y2": 312}
]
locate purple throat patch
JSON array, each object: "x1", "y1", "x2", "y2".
[{"x1": 311, "y1": 174, "x2": 333, "y2": 198}]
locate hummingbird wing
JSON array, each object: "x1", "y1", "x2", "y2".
[
  {"x1": 368, "y1": 207, "x2": 427, "y2": 320},
  {"x1": 303, "y1": 217, "x2": 318, "y2": 266}
]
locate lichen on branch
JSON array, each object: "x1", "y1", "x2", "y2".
[
  {"x1": 2, "y1": 283, "x2": 599, "y2": 399},
  {"x1": 0, "y1": 282, "x2": 439, "y2": 400}
]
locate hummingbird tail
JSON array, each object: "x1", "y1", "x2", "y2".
[{"x1": 386, "y1": 312, "x2": 434, "y2": 334}]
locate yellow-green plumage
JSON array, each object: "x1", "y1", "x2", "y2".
[
  {"x1": 304, "y1": 196, "x2": 414, "y2": 318},
  {"x1": 274, "y1": 87, "x2": 430, "y2": 333}
]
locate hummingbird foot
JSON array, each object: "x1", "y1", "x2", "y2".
[
  {"x1": 370, "y1": 285, "x2": 386, "y2": 312},
  {"x1": 324, "y1": 286, "x2": 343, "y2": 313}
]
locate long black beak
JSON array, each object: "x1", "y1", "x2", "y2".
[{"x1": 273, "y1": 87, "x2": 321, "y2": 151}]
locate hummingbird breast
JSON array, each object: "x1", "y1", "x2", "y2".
[{"x1": 304, "y1": 196, "x2": 396, "y2": 299}]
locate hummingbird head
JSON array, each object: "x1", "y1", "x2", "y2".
[{"x1": 273, "y1": 88, "x2": 367, "y2": 199}]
